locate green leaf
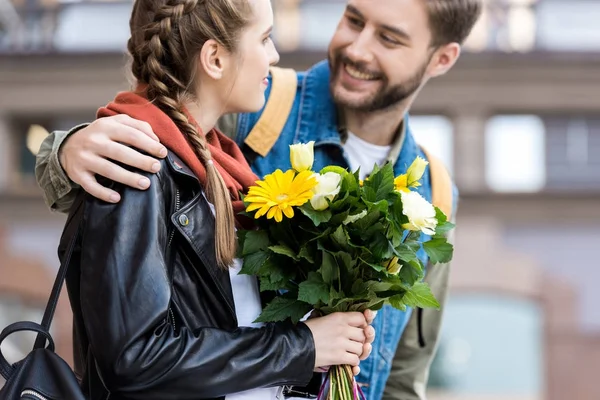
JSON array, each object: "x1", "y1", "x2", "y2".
[
  {"x1": 403, "y1": 282, "x2": 441, "y2": 310},
  {"x1": 259, "y1": 277, "x2": 285, "y2": 292},
  {"x1": 394, "y1": 243, "x2": 420, "y2": 264},
  {"x1": 351, "y1": 279, "x2": 368, "y2": 297},
  {"x1": 365, "y1": 199, "x2": 389, "y2": 215},
  {"x1": 242, "y1": 230, "x2": 270, "y2": 256},
  {"x1": 367, "y1": 281, "x2": 395, "y2": 292},
  {"x1": 254, "y1": 297, "x2": 313, "y2": 323},
  {"x1": 329, "y1": 210, "x2": 351, "y2": 226},
  {"x1": 239, "y1": 251, "x2": 269, "y2": 275},
  {"x1": 351, "y1": 209, "x2": 382, "y2": 233},
  {"x1": 434, "y1": 206, "x2": 448, "y2": 224},
  {"x1": 341, "y1": 169, "x2": 360, "y2": 193},
  {"x1": 423, "y1": 238, "x2": 454, "y2": 264},
  {"x1": 362, "y1": 186, "x2": 377, "y2": 203},
  {"x1": 370, "y1": 232, "x2": 394, "y2": 260},
  {"x1": 362, "y1": 259, "x2": 387, "y2": 273},
  {"x1": 300, "y1": 203, "x2": 332, "y2": 226},
  {"x1": 363, "y1": 162, "x2": 395, "y2": 202},
  {"x1": 398, "y1": 259, "x2": 424, "y2": 286},
  {"x1": 298, "y1": 246, "x2": 314, "y2": 263},
  {"x1": 236, "y1": 230, "x2": 248, "y2": 258},
  {"x1": 435, "y1": 221, "x2": 456, "y2": 238},
  {"x1": 320, "y1": 250, "x2": 339, "y2": 284},
  {"x1": 331, "y1": 225, "x2": 350, "y2": 251},
  {"x1": 388, "y1": 294, "x2": 407, "y2": 311},
  {"x1": 269, "y1": 244, "x2": 299, "y2": 260},
  {"x1": 298, "y1": 272, "x2": 330, "y2": 305},
  {"x1": 366, "y1": 296, "x2": 386, "y2": 310}
]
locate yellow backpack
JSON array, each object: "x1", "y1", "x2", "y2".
[{"x1": 243, "y1": 67, "x2": 454, "y2": 220}]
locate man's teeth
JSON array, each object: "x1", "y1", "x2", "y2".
[{"x1": 345, "y1": 64, "x2": 376, "y2": 80}]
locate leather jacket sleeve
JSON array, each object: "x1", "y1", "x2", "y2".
[{"x1": 78, "y1": 172, "x2": 316, "y2": 399}]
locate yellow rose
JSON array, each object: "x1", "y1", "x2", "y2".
[
  {"x1": 289, "y1": 141, "x2": 315, "y2": 172},
  {"x1": 395, "y1": 156, "x2": 429, "y2": 192},
  {"x1": 385, "y1": 257, "x2": 402, "y2": 275}
]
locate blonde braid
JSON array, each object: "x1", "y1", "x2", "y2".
[{"x1": 136, "y1": 0, "x2": 237, "y2": 268}]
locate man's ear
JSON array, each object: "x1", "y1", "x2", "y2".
[
  {"x1": 427, "y1": 42, "x2": 461, "y2": 78},
  {"x1": 198, "y1": 39, "x2": 228, "y2": 80}
]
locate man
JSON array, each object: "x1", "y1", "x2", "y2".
[{"x1": 35, "y1": 0, "x2": 481, "y2": 398}]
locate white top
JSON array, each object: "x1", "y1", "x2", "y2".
[
  {"x1": 343, "y1": 131, "x2": 392, "y2": 180},
  {"x1": 225, "y1": 259, "x2": 283, "y2": 400},
  {"x1": 203, "y1": 194, "x2": 309, "y2": 399}
]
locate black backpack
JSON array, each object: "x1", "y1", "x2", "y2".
[{"x1": 0, "y1": 203, "x2": 86, "y2": 400}]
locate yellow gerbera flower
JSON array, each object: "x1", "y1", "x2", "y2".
[{"x1": 245, "y1": 169, "x2": 318, "y2": 222}]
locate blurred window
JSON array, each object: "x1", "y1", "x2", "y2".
[
  {"x1": 13, "y1": 114, "x2": 90, "y2": 180},
  {"x1": 409, "y1": 115, "x2": 454, "y2": 175},
  {"x1": 485, "y1": 115, "x2": 546, "y2": 193},
  {"x1": 543, "y1": 115, "x2": 600, "y2": 191},
  {"x1": 428, "y1": 294, "x2": 543, "y2": 397}
]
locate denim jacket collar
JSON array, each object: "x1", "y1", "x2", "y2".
[{"x1": 295, "y1": 60, "x2": 340, "y2": 146}]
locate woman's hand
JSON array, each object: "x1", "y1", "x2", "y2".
[{"x1": 304, "y1": 309, "x2": 377, "y2": 376}]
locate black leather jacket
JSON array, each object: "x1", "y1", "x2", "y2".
[{"x1": 59, "y1": 152, "x2": 316, "y2": 400}]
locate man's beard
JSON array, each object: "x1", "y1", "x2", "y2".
[{"x1": 329, "y1": 52, "x2": 428, "y2": 113}]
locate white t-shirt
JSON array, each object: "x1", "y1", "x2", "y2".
[
  {"x1": 343, "y1": 131, "x2": 392, "y2": 179},
  {"x1": 226, "y1": 259, "x2": 284, "y2": 400}
]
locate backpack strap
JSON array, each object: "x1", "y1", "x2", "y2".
[
  {"x1": 420, "y1": 146, "x2": 454, "y2": 220},
  {"x1": 243, "y1": 66, "x2": 298, "y2": 157}
]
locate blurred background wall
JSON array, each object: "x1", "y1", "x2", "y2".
[{"x1": 1, "y1": 0, "x2": 599, "y2": 399}]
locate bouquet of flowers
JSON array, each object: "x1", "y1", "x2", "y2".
[{"x1": 238, "y1": 142, "x2": 454, "y2": 400}]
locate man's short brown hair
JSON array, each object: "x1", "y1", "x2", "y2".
[{"x1": 425, "y1": 0, "x2": 483, "y2": 47}]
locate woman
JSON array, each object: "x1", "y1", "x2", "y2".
[{"x1": 60, "y1": 0, "x2": 375, "y2": 399}]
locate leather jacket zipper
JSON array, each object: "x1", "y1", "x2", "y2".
[
  {"x1": 21, "y1": 390, "x2": 49, "y2": 400},
  {"x1": 168, "y1": 189, "x2": 181, "y2": 248},
  {"x1": 167, "y1": 189, "x2": 180, "y2": 332},
  {"x1": 168, "y1": 306, "x2": 177, "y2": 331}
]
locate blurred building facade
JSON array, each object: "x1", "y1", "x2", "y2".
[{"x1": 1, "y1": 0, "x2": 599, "y2": 398}]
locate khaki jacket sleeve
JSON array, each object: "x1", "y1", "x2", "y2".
[
  {"x1": 35, "y1": 124, "x2": 88, "y2": 213},
  {"x1": 382, "y1": 212, "x2": 457, "y2": 400},
  {"x1": 215, "y1": 113, "x2": 239, "y2": 140}
]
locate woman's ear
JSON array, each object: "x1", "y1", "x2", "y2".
[{"x1": 198, "y1": 39, "x2": 228, "y2": 80}]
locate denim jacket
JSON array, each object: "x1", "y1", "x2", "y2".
[{"x1": 234, "y1": 60, "x2": 434, "y2": 399}]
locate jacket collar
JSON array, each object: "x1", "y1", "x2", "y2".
[
  {"x1": 165, "y1": 151, "x2": 238, "y2": 321},
  {"x1": 166, "y1": 151, "x2": 199, "y2": 182},
  {"x1": 295, "y1": 60, "x2": 340, "y2": 147}
]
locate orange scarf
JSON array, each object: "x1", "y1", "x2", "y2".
[{"x1": 97, "y1": 91, "x2": 259, "y2": 226}]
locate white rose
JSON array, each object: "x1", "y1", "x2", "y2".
[
  {"x1": 310, "y1": 172, "x2": 341, "y2": 211},
  {"x1": 289, "y1": 141, "x2": 315, "y2": 172},
  {"x1": 400, "y1": 191, "x2": 438, "y2": 235}
]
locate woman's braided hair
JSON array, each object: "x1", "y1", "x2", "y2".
[{"x1": 128, "y1": 0, "x2": 251, "y2": 268}]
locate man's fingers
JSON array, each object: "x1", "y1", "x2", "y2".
[
  {"x1": 114, "y1": 114, "x2": 159, "y2": 142},
  {"x1": 89, "y1": 157, "x2": 151, "y2": 190},
  {"x1": 352, "y1": 366, "x2": 361, "y2": 376},
  {"x1": 107, "y1": 120, "x2": 167, "y2": 159},
  {"x1": 78, "y1": 174, "x2": 121, "y2": 204},
  {"x1": 104, "y1": 142, "x2": 162, "y2": 174}
]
